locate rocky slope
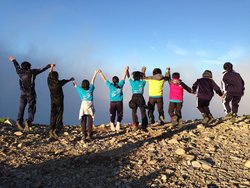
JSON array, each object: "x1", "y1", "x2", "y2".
[{"x1": 0, "y1": 116, "x2": 250, "y2": 188}]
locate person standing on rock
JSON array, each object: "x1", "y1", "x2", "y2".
[
  {"x1": 192, "y1": 70, "x2": 223, "y2": 125},
  {"x1": 9, "y1": 56, "x2": 51, "y2": 131},
  {"x1": 98, "y1": 67, "x2": 128, "y2": 132},
  {"x1": 166, "y1": 69, "x2": 193, "y2": 127},
  {"x1": 73, "y1": 70, "x2": 99, "y2": 142},
  {"x1": 47, "y1": 64, "x2": 74, "y2": 138},
  {"x1": 127, "y1": 67, "x2": 148, "y2": 132},
  {"x1": 142, "y1": 67, "x2": 168, "y2": 125},
  {"x1": 221, "y1": 62, "x2": 245, "y2": 122}
]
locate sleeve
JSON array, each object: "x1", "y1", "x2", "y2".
[
  {"x1": 181, "y1": 82, "x2": 192, "y2": 93},
  {"x1": 32, "y1": 64, "x2": 50, "y2": 76},
  {"x1": 12, "y1": 59, "x2": 21, "y2": 74},
  {"x1": 105, "y1": 80, "x2": 111, "y2": 87},
  {"x1": 192, "y1": 80, "x2": 198, "y2": 92},
  {"x1": 119, "y1": 80, "x2": 125, "y2": 87},
  {"x1": 60, "y1": 79, "x2": 71, "y2": 87},
  {"x1": 212, "y1": 80, "x2": 223, "y2": 96}
]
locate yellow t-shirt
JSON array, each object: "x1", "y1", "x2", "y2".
[{"x1": 144, "y1": 79, "x2": 165, "y2": 97}]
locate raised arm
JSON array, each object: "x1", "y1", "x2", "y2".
[
  {"x1": 9, "y1": 56, "x2": 21, "y2": 74},
  {"x1": 49, "y1": 64, "x2": 55, "y2": 73},
  {"x1": 126, "y1": 66, "x2": 130, "y2": 78},
  {"x1": 33, "y1": 64, "x2": 52, "y2": 76},
  {"x1": 91, "y1": 70, "x2": 99, "y2": 84},
  {"x1": 98, "y1": 69, "x2": 107, "y2": 82},
  {"x1": 122, "y1": 66, "x2": 129, "y2": 80}
]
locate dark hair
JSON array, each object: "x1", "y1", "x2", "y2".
[
  {"x1": 112, "y1": 76, "x2": 120, "y2": 88},
  {"x1": 51, "y1": 71, "x2": 59, "y2": 80},
  {"x1": 172, "y1": 72, "x2": 180, "y2": 79},
  {"x1": 202, "y1": 70, "x2": 212, "y2": 78},
  {"x1": 223, "y1": 62, "x2": 233, "y2": 71},
  {"x1": 21, "y1": 61, "x2": 31, "y2": 70},
  {"x1": 132, "y1": 71, "x2": 143, "y2": 81},
  {"x1": 153, "y1": 68, "x2": 162, "y2": 75},
  {"x1": 82, "y1": 79, "x2": 90, "y2": 90}
]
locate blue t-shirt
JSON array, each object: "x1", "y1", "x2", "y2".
[
  {"x1": 76, "y1": 84, "x2": 94, "y2": 101},
  {"x1": 106, "y1": 80, "x2": 125, "y2": 101},
  {"x1": 129, "y1": 78, "x2": 146, "y2": 94}
]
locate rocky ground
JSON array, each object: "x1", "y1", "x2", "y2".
[{"x1": 0, "y1": 116, "x2": 250, "y2": 188}]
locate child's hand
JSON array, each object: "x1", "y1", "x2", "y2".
[
  {"x1": 9, "y1": 56, "x2": 15, "y2": 62},
  {"x1": 70, "y1": 77, "x2": 75, "y2": 81},
  {"x1": 50, "y1": 64, "x2": 55, "y2": 67},
  {"x1": 141, "y1": 66, "x2": 146, "y2": 73}
]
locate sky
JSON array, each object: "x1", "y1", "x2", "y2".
[{"x1": 0, "y1": 0, "x2": 249, "y2": 126}]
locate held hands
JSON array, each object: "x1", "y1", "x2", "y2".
[
  {"x1": 70, "y1": 77, "x2": 75, "y2": 81},
  {"x1": 141, "y1": 66, "x2": 146, "y2": 73}
]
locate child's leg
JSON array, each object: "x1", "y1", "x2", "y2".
[
  {"x1": 139, "y1": 106, "x2": 148, "y2": 128},
  {"x1": 223, "y1": 94, "x2": 233, "y2": 114},
  {"x1": 17, "y1": 93, "x2": 28, "y2": 124},
  {"x1": 156, "y1": 97, "x2": 164, "y2": 122},
  {"x1": 175, "y1": 102, "x2": 183, "y2": 120},
  {"x1": 81, "y1": 115, "x2": 87, "y2": 138},
  {"x1": 50, "y1": 101, "x2": 57, "y2": 131},
  {"x1": 87, "y1": 115, "x2": 93, "y2": 138},
  {"x1": 132, "y1": 107, "x2": 139, "y2": 126},
  {"x1": 231, "y1": 96, "x2": 241, "y2": 115},
  {"x1": 56, "y1": 100, "x2": 64, "y2": 131},
  {"x1": 116, "y1": 101, "x2": 123, "y2": 123},
  {"x1": 110, "y1": 102, "x2": 117, "y2": 123},
  {"x1": 148, "y1": 97, "x2": 156, "y2": 124},
  {"x1": 27, "y1": 94, "x2": 36, "y2": 124}
]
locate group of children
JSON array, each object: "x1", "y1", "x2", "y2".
[{"x1": 9, "y1": 56, "x2": 245, "y2": 142}]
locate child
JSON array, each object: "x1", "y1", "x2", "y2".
[
  {"x1": 9, "y1": 56, "x2": 51, "y2": 131},
  {"x1": 143, "y1": 67, "x2": 168, "y2": 125},
  {"x1": 127, "y1": 67, "x2": 148, "y2": 132},
  {"x1": 47, "y1": 64, "x2": 74, "y2": 138},
  {"x1": 99, "y1": 67, "x2": 128, "y2": 132},
  {"x1": 221, "y1": 62, "x2": 245, "y2": 122},
  {"x1": 167, "y1": 69, "x2": 193, "y2": 126},
  {"x1": 73, "y1": 70, "x2": 98, "y2": 142},
  {"x1": 192, "y1": 70, "x2": 223, "y2": 125}
]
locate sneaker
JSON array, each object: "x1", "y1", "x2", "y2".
[
  {"x1": 224, "y1": 113, "x2": 232, "y2": 120},
  {"x1": 16, "y1": 121, "x2": 24, "y2": 130},
  {"x1": 116, "y1": 122, "x2": 121, "y2": 132},
  {"x1": 24, "y1": 121, "x2": 30, "y2": 131},
  {"x1": 159, "y1": 115, "x2": 165, "y2": 122},
  {"x1": 110, "y1": 122, "x2": 116, "y2": 131},
  {"x1": 171, "y1": 116, "x2": 178, "y2": 126},
  {"x1": 149, "y1": 116, "x2": 155, "y2": 124}
]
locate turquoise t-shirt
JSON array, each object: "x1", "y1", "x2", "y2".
[
  {"x1": 106, "y1": 80, "x2": 125, "y2": 101},
  {"x1": 76, "y1": 84, "x2": 94, "y2": 101},
  {"x1": 129, "y1": 78, "x2": 146, "y2": 94}
]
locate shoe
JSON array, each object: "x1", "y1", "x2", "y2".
[
  {"x1": 131, "y1": 123, "x2": 138, "y2": 130},
  {"x1": 149, "y1": 117, "x2": 155, "y2": 124},
  {"x1": 16, "y1": 121, "x2": 24, "y2": 130},
  {"x1": 24, "y1": 121, "x2": 30, "y2": 131},
  {"x1": 159, "y1": 115, "x2": 165, "y2": 122},
  {"x1": 141, "y1": 127, "x2": 149, "y2": 133},
  {"x1": 224, "y1": 113, "x2": 232, "y2": 120},
  {"x1": 178, "y1": 118, "x2": 183, "y2": 126},
  {"x1": 86, "y1": 133, "x2": 93, "y2": 141},
  {"x1": 202, "y1": 117, "x2": 209, "y2": 125},
  {"x1": 171, "y1": 116, "x2": 178, "y2": 126},
  {"x1": 208, "y1": 114, "x2": 215, "y2": 124},
  {"x1": 110, "y1": 122, "x2": 116, "y2": 131},
  {"x1": 231, "y1": 113, "x2": 237, "y2": 123},
  {"x1": 116, "y1": 122, "x2": 121, "y2": 132}
]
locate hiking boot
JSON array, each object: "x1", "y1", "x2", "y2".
[
  {"x1": 110, "y1": 122, "x2": 116, "y2": 131},
  {"x1": 224, "y1": 113, "x2": 232, "y2": 120},
  {"x1": 208, "y1": 114, "x2": 215, "y2": 124},
  {"x1": 159, "y1": 115, "x2": 165, "y2": 124},
  {"x1": 116, "y1": 122, "x2": 121, "y2": 132},
  {"x1": 171, "y1": 116, "x2": 178, "y2": 126},
  {"x1": 24, "y1": 121, "x2": 30, "y2": 131},
  {"x1": 16, "y1": 121, "x2": 24, "y2": 131},
  {"x1": 202, "y1": 116, "x2": 209, "y2": 125}
]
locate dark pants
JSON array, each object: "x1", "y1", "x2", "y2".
[
  {"x1": 81, "y1": 115, "x2": 93, "y2": 136},
  {"x1": 148, "y1": 97, "x2": 164, "y2": 122},
  {"x1": 50, "y1": 97, "x2": 64, "y2": 131},
  {"x1": 197, "y1": 98, "x2": 211, "y2": 115},
  {"x1": 110, "y1": 101, "x2": 123, "y2": 123},
  {"x1": 17, "y1": 90, "x2": 36, "y2": 124},
  {"x1": 131, "y1": 94, "x2": 148, "y2": 128},
  {"x1": 168, "y1": 102, "x2": 183, "y2": 119},
  {"x1": 223, "y1": 93, "x2": 242, "y2": 114}
]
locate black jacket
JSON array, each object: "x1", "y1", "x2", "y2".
[
  {"x1": 192, "y1": 78, "x2": 223, "y2": 100},
  {"x1": 13, "y1": 59, "x2": 50, "y2": 93},
  {"x1": 221, "y1": 70, "x2": 245, "y2": 96}
]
